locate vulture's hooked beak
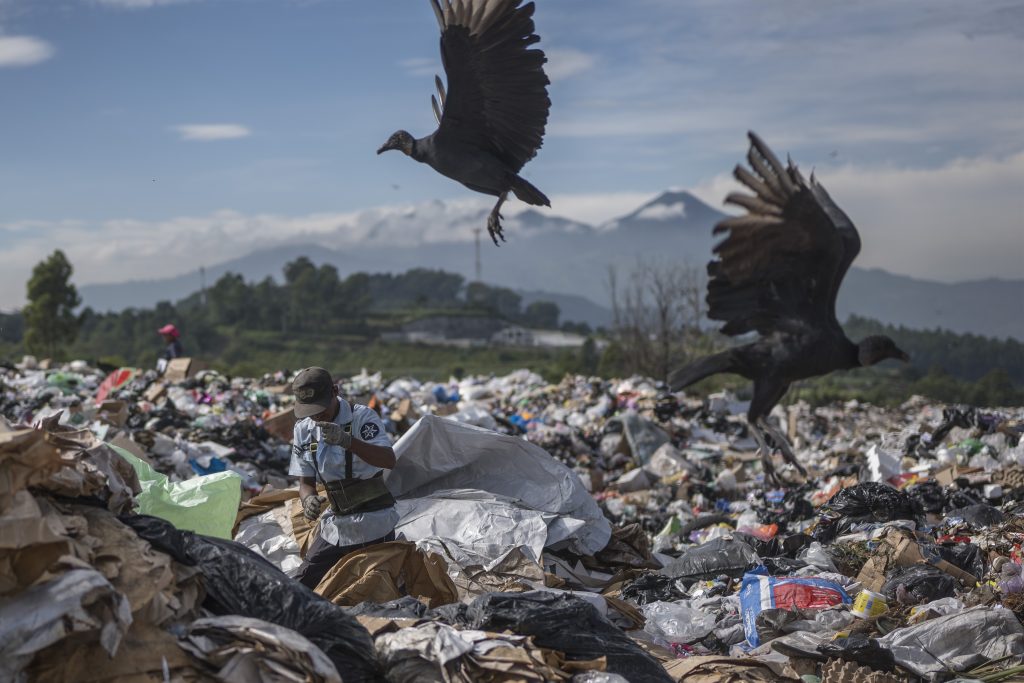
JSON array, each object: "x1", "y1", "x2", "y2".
[
  {"x1": 377, "y1": 141, "x2": 397, "y2": 155},
  {"x1": 896, "y1": 348, "x2": 911, "y2": 363}
]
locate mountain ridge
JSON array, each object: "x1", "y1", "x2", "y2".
[{"x1": 77, "y1": 190, "x2": 1024, "y2": 339}]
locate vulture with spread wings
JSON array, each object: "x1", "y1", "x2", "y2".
[
  {"x1": 378, "y1": 0, "x2": 551, "y2": 245},
  {"x1": 670, "y1": 132, "x2": 909, "y2": 482}
]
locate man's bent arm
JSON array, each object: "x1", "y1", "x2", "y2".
[{"x1": 351, "y1": 440, "x2": 397, "y2": 469}]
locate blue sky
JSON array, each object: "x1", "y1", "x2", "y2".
[{"x1": 1, "y1": 0, "x2": 1022, "y2": 307}]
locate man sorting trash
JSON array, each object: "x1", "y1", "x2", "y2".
[{"x1": 288, "y1": 367, "x2": 398, "y2": 589}]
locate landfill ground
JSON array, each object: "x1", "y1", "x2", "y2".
[{"x1": 3, "y1": 359, "x2": 1024, "y2": 683}]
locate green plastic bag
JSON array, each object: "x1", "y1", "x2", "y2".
[
  {"x1": 960, "y1": 438, "x2": 985, "y2": 457},
  {"x1": 111, "y1": 445, "x2": 242, "y2": 539}
]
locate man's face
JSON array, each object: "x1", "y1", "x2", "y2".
[
  {"x1": 310, "y1": 391, "x2": 340, "y2": 422},
  {"x1": 162, "y1": 334, "x2": 175, "y2": 343}
]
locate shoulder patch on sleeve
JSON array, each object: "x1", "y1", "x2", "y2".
[{"x1": 360, "y1": 422, "x2": 380, "y2": 441}]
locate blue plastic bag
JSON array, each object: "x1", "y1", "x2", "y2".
[{"x1": 739, "y1": 567, "x2": 852, "y2": 647}]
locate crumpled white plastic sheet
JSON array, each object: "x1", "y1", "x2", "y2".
[
  {"x1": 387, "y1": 415, "x2": 611, "y2": 567},
  {"x1": 0, "y1": 568, "x2": 133, "y2": 681},
  {"x1": 879, "y1": 605, "x2": 1024, "y2": 681},
  {"x1": 237, "y1": 415, "x2": 610, "y2": 576},
  {"x1": 234, "y1": 507, "x2": 303, "y2": 577},
  {"x1": 395, "y1": 489, "x2": 552, "y2": 571}
]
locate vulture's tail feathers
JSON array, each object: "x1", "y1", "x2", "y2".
[
  {"x1": 510, "y1": 175, "x2": 550, "y2": 207},
  {"x1": 669, "y1": 352, "x2": 736, "y2": 391}
]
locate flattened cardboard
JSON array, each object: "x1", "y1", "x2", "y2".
[
  {"x1": 934, "y1": 466, "x2": 957, "y2": 487},
  {"x1": 143, "y1": 383, "x2": 166, "y2": 403},
  {"x1": 163, "y1": 358, "x2": 192, "y2": 383},
  {"x1": 263, "y1": 409, "x2": 296, "y2": 442},
  {"x1": 96, "y1": 401, "x2": 128, "y2": 428},
  {"x1": 856, "y1": 529, "x2": 978, "y2": 592}
]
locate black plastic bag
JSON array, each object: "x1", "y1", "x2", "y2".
[
  {"x1": 820, "y1": 482, "x2": 918, "y2": 522},
  {"x1": 659, "y1": 538, "x2": 759, "y2": 582},
  {"x1": 344, "y1": 596, "x2": 428, "y2": 619},
  {"x1": 123, "y1": 515, "x2": 382, "y2": 683},
  {"x1": 732, "y1": 531, "x2": 781, "y2": 558},
  {"x1": 945, "y1": 489, "x2": 985, "y2": 510},
  {"x1": 732, "y1": 532, "x2": 811, "y2": 563},
  {"x1": 929, "y1": 405, "x2": 1004, "y2": 445},
  {"x1": 946, "y1": 504, "x2": 1004, "y2": 528},
  {"x1": 427, "y1": 601, "x2": 469, "y2": 625},
  {"x1": 781, "y1": 533, "x2": 814, "y2": 558},
  {"x1": 760, "y1": 556, "x2": 809, "y2": 575},
  {"x1": 815, "y1": 483, "x2": 918, "y2": 542},
  {"x1": 881, "y1": 564, "x2": 957, "y2": 604},
  {"x1": 447, "y1": 591, "x2": 672, "y2": 683},
  {"x1": 677, "y1": 513, "x2": 734, "y2": 538},
  {"x1": 753, "y1": 486, "x2": 816, "y2": 531},
  {"x1": 907, "y1": 481, "x2": 947, "y2": 513},
  {"x1": 936, "y1": 543, "x2": 986, "y2": 579},
  {"x1": 620, "y1": 573, "x2": 688, "y2": 606},
  {"x1": 817, "y1": 633, "x2": 896, "y2": 671}
]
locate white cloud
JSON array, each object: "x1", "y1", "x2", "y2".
[
  {"x1": 548, "y1": 105, "x2": 746, "y2": 139},
  {"x1": 0, "y1": 35, "x2": 54, "y2": 68},
  {"x1": 398, "y1": 57, "x2": 439, "y2": 78},
  {"x1": 546, "y1": 191, "x2": 658, "y2": 227},
  {"x1": 635, "y1": 202, "x2": 686, "y2": 221},
  {"x1": 687, "y1": 173, "x2": 741, "y2": 212},
  {"x1": 0, "y1": 194, "x2": 628, "y2": 308},
  {"x1": 822, "y1": 151, "x2": 1024, "y2": 283},
  {"x1": 544, "y1": 48, "x2": 595, "y2": 81},
  {"x1": 173, "y1": 124, "x2": 252, "y2": 141},
  {"x1": 1, "y1": 152, "x2": 1021, "y2": 309}
]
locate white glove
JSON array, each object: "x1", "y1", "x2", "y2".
[{"x1": 316, "y1": 421, "x2": 352, "y2": 449}]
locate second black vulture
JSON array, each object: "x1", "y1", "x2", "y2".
[
  {"x1": 377, "y1": 0, "x2": 551, "y2": 246},
  {"x1": 670, "y1": 132, "x2": 909, "y2": 482}
]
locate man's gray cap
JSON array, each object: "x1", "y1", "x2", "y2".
[{"x1": 291, "y1": 367, "x2": 335, "y2": 418}]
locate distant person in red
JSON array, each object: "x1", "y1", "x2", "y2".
[{"x1": 157, "y1": 324, "x2": 183, "y2": 365}]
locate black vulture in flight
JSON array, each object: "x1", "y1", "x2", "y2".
[
  {"x1": 377, "y1": 0, "x2": 551, "y2": 246},
  {"x1": 670, "y1": 132, "x2": 909, "y2": 482}
]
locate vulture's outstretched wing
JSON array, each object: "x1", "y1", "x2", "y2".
[
  {"x1": 429, "y1": 0, "x2": 550, "y2": 173},
  {"x1": 708, "y1": 132, "x2": 860, "y2": 337}
]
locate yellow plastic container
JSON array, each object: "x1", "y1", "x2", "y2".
[{"x1": 850, "y1": 590, "x2": 887, "y2": 619}]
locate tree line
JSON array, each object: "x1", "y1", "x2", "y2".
[
  {"x1": 2, "y1": 251, "x2": 1021, "y2": 407},
  {"x1": 1, "y1": 252, "x2": 574, "y2": 366}
]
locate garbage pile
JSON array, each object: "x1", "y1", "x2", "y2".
[{"x1": 3, "y1": 358, "x2": 1024, "y2": 682}]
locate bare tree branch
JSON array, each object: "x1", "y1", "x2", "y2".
[{"x1": 605, "y1": 259, "x2": 706, "y2": 382}]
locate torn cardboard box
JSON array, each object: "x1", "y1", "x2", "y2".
[
  {"x1": 856, "y1": 528, "x2": 978, "y2": 593},
  {"x1": 163, "y1": 358, "x2": 193, "y2": 383},
  {"x1": 263, "y1": 409, "x2": 296, "y2": 442}
]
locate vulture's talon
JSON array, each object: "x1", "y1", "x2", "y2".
[{"x1": 488, "y1": 210, "x2": 506, "y2": 245}]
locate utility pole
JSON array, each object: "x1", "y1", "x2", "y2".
[
  {"x1": 473, "y1": 228, "x2": 482, "y2": 283},
  {"x1": 200, "y1": 266, "x2": 207, "y2": 306}
]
